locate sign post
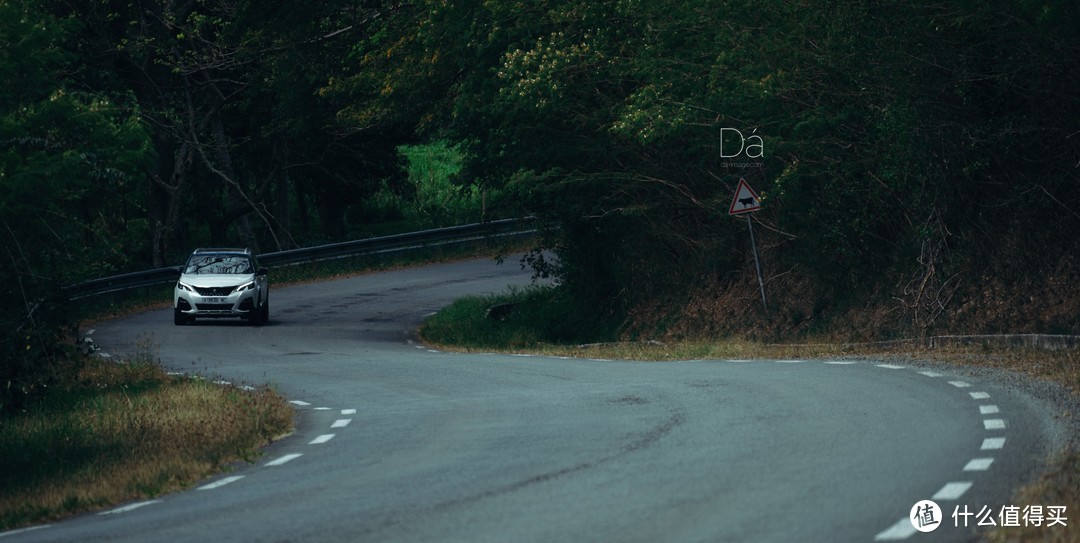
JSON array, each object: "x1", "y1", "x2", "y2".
[{"x1": 728, "y1": 179, "x2": 767, "y2": 312}]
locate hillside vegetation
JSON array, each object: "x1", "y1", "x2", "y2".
[
  {"x1": 359, "y1": 0, "x2": 1079, "y2": 342},
  {"x1": 3, "y1": 1, "x2": 1079, "y2": 409}
]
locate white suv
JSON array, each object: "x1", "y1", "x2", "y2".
[{"x1": 174, "y1": 248, "x2": 269, "y2": 325}]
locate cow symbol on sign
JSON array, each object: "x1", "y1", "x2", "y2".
[{"x1": 727, "y1": 178, "x2": 762, "y2": 216}]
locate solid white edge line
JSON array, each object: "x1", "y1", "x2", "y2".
[
  {"x1": 99, "y1": 500, "x2": 162, "y2": 515},
  {"x1": 932, "y1": 482, "x2": 973, "y2": 501},
  {"x1": 198, "y1": 475, "x2": 245, "y2": 490},
  {"x1": 873, "y1": 517, "x2": 917, "y2": 541},
  {"x1": 309, "y1": 434, "x2": 335, "y2": 445},
  {"x1": 979, "y1": 405, "x2": 1000, "y2": 415},
  {"x1": 265, "y1": 453, "x2": 303, "y2": 466},
  {"x1": 0, "y1": 525, "x2": 53, "y2": 538},
  {"x1": 981, "y1": 437, "x2": 1006, "y2": 450}
]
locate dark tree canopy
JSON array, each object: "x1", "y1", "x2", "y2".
[{"x1": 3, "y1": 0, "x2": 1079, "y2": 406}]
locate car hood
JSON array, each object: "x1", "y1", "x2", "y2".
[{"x1": 179, "y1": 273, "x2": 255, "y2": 287}]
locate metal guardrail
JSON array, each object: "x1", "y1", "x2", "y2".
[{"x1": 63, "y1": 218, "x2": 538, "y2": 300}]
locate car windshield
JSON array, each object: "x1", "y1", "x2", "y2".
[{"x1": 184, "y1": 255, "x2": 252, "y2": 275}]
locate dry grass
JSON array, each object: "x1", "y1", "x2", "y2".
[{"x1": 0, "y1": 357, "x2": 293, "y2": 531}]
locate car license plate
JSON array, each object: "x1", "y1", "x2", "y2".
[{"x1": 205, "y1": 297, "x2": 227, "y2": 303}]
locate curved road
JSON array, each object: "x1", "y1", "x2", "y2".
[{"x1": 6, "y1": 257, "x2": 1063, "y2": 542}]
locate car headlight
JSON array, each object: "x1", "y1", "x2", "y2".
[
  {"x1": 235, "y1": 280, "x2": 255, "y2": 292},
  {"x1": 177, "y1": 281, "x2": 194, "y2": 292}
]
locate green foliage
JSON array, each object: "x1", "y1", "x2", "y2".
[
  {"x1": 0, "y1": 0, "x2": 1076, "y2": 375},
  {"x1": 420, "y1": 285, "x2": 618, "y2": 348},
  {"x1": 0, "y1": 0, "x2": 154, "y2": 411},
  {"x1": 362, "y1": 0, "x2": 1080, "y2": 335},
  {"x1": 401, "y1": 142, "x2": 505, "y2": 226}
]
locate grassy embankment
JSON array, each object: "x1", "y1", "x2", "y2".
[
  {"x1": 420, "y1": 286, "x2": 1080, "y2": 543},
  {"x1": 0, "y1": 350, "x2": 292, "y2": 531}
]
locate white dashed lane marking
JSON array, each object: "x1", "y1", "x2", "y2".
[
  {"x1": 198, "y1": 476, "x2": 245, "y2": 490},
  {"x1": 309, "y1": 434, "x2": 335, "y2": 445},
  {"x1": 932, "y1": 481, "x2": 973, "y2": 501},
  {"x1": 331, "y1": 419, "x2": 351, "y2": 428},
  {"x1": 873, "y1": 518, "x2": 916, "y2": 540},
  {"x1": 872, "y1": 362, "x2": 1009, "y2": 540},
  {"x1": 265, "y1": 453, "x2": 303, "y2": 467},
  {"x1": 963, "y1": 458, "x2": 995, "y2": 472},
  {"x1": 99, "y1": 501, "x2": 161, "y2": 515}
]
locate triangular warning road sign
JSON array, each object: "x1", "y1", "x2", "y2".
[{"x1": 728, "y1": 178, "x2": 762, "y2": 215}]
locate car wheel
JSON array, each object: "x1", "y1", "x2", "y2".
[
  {"x1": 174, "y1": 308, "x2": 189, "y2": 325},
  {"x1": 259, "y1": 298, "x2": 269, "y2": 325}
]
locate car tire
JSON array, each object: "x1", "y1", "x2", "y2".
[
  {"x1": 174, "y1": 308, "x2": 189, "y2": 325},
  {"x1": 248, "y1": 299, "x2": 268, "y2": 326}
]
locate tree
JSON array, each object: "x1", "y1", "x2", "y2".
[
  {"x1": 354, "y1": 0, "x2": 1080, "y2": 336},
  {"x1": 55, "y1": 0, "x2": 411, "y2": 264},
  {"x1": 1, "y1": 0, "x2": 153, "y2": 410}
]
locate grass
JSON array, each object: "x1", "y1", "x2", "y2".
[
  {"x1": 420, "y1": 287, "x2": 1080, "y2": 543},
  {"x1": 0, "y1": 354, "x2": 293, "y2": 531},
  {"x1": 420, "y1": 285, "x2": 621, "y2": 348}
]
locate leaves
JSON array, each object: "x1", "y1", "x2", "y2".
[{"x1": 356, "y1": 0, "x2": 1080, "y2": 332}]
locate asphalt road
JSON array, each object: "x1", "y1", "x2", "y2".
[{"x1": 4, "y1": 257, "x2": 1066, "y2": 542}]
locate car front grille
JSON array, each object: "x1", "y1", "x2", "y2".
[
  {"x1": 195, "y1": 286, "x2": 235, "y2": 296},
  {"x1": 195, "y1": 303, "x2": 233, "y2": 311}
]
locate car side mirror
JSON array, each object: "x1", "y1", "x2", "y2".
[{"x1": 257, "y1": 267, "x2": 268, "y2": 276}]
